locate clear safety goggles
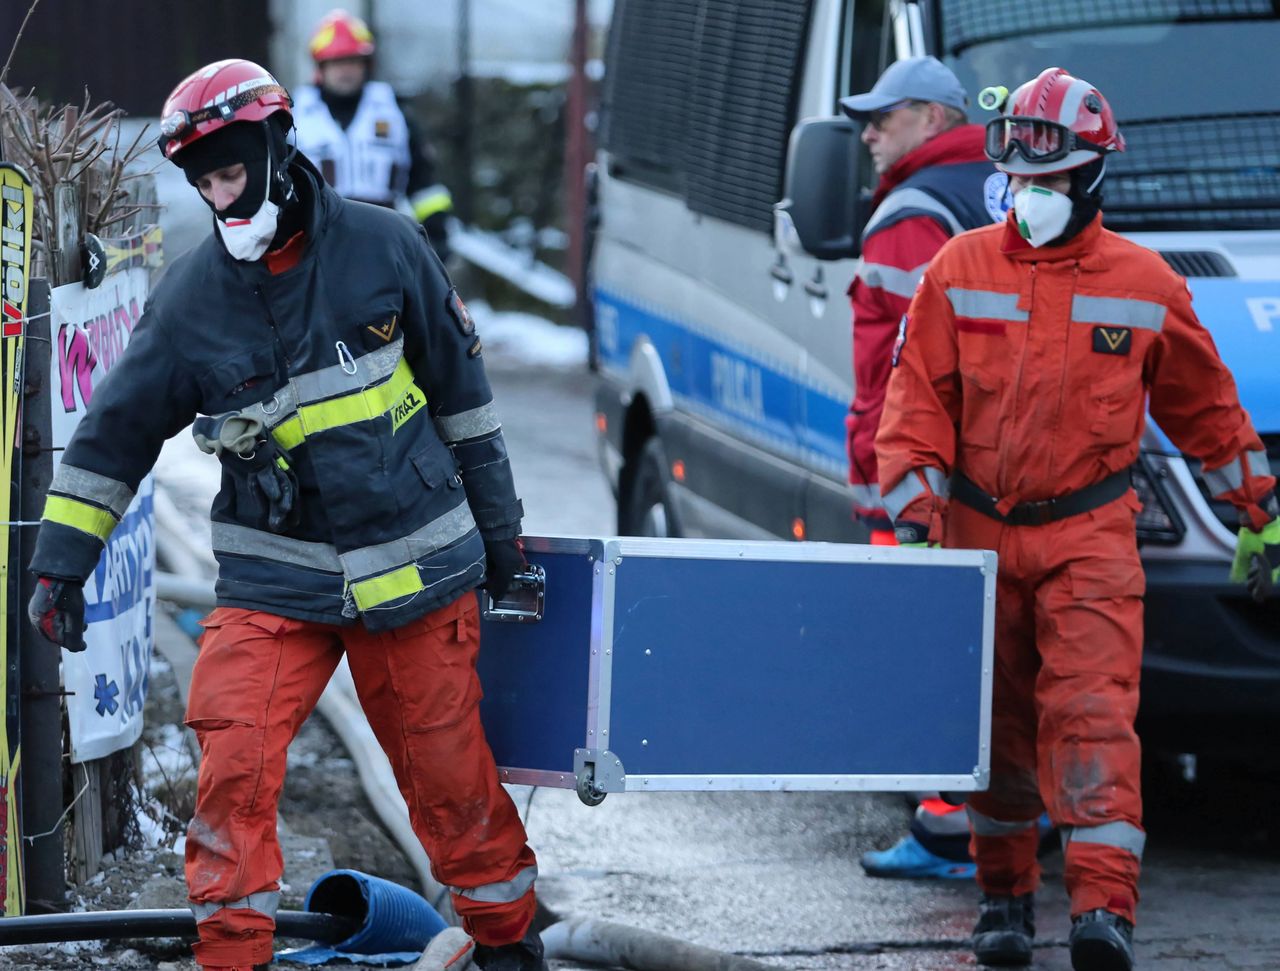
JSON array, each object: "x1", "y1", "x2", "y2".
[{"x1": 984, "y1": 116, "x2": 1108, "y2": 165}]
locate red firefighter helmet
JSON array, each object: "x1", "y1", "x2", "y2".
[
  {"x1": 985, "y1": 67, "x2": 1125, "y2": 176},
  {"x1": 158, "y1": 59, "x2": 292, "y2": 160},
  {"x1": 309, "y1": 9, "x2": 376, "y2": 63}
]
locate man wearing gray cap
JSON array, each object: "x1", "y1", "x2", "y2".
[
  {"x1": 840, "y1": 57, "x2": 1001, "y2": 883},
  {"x1": 838, "y1": 56, "x2": 1001, "y2": 548}
]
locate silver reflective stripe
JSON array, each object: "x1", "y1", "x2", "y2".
[
  {"x1": 967, "y1": 805, "x2": 1037, "y2": 837},
  {"x1": 850, "y1": 483, "x2": 883, "y2": 509},
  {"x1": 864, "y1": 188, "x2": 963, "y2": 238},
  {"x1": 436, "y1": 402, "x2": 501, "y2": 443},
  {"x1": 921, "y1": 467, "x2": 951, "y2": 499},
  {"x1": 340, "y1": 503, "x2": 477, "y2": 580},
  {"x1": 857, "y1": 261, "x2": 929, "y2": 299},
  {"x1": 1061, "y1": 820, "x2": 1146, "y2": 860},
  {"x1": 211, "y1": 521, "x2": 343, "y2": 573},
  {"x1": 50, "y1": 464, "x2": 134, "y2": 519},
  {"x1": 1205, "y1": 449, "x2": 1271, "y2": 497},
  {"x1": 947, "y1": 288, "x2": 1029, "y2": 322},
  {"x1": 450, "y1": 864, "x2": 537, "y2": 904},
  {"x1": 1071, "y1": 295, "x2": 1166, "y2": 332},
  {"x1": 238, "y1": 382, "x2": 299, "y2": 432},
  {"x1": 882, "y1": 473, "x2": 925, "y2": 522},
  {"x1": 189, "y1": 889, "x2": 281, "y2": 922},
  {"x1": 293, "y1": 339, "x2": 404, "y2": 402}
]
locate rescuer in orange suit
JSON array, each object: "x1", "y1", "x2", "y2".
[{"x1": 875, "y1": 67, "x2": 1278, "y2": 971}]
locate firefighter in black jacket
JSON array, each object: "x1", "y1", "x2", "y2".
[{"x1": 26, "y1": 59, "x2": 546, "y2": 971}]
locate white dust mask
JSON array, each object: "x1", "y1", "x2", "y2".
[
  {"x1": 214, "y1": 158, "x2": 280, "y2": 262},
  {"x1": 1013, "y1": 185, "x2": 1073, "y2": 248}
]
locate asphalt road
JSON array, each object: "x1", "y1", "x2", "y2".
[{"x1": 483, "y1": 355, "x2": 1280, "y2": 970}]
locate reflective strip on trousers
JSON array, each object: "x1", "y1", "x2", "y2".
[
  {"x1": 1204, "y1": 449, "x2": 1271, "y2": 497},
  {"x1": 966, "y1": 805, "x2": 1039, "y2": 837},
  {"x1": 882, "y1": 467, "x2": 950, "y2": 522},
  {"x1": 189, "y1": 889, "x2": 281, "y2": 923},
  {"x1": 42, "y1": 495, "x2": 118, "y2": 542},
  {"x1": 946, "y1": 288, "x2": 1029, "y2": 322},
  {"x1": 857, "y1": 260, "x2": 929, "y2": 300},
  {"x1": 1060, "y1": 820, "x2": 1146, "y2": 860},
  {"x1": 449, "y1": 865, "x2": 538, "y2": 905},
  {"x1": 1071, "y1": 294, "x2": 1167, "y2": 332},
  {"x1": 272, "y1": 358, "x2": 422, "y2": 451},
  {"x1": 863, "y1": 189, "x2": 964, "y2": 238},
  {"x1": 49, "y1": 464, "x2": 134, "y2": 519},
  {"x1": 411, "y1": 184, "x2": 454, "y2": 222},
  {"x1": 436, "y1": 402, "x2": 501, "y2": 443}
]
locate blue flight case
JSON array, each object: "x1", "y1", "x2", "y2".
[{"x1": 477, "y1": 536, "x2": 995, "y2": 805}]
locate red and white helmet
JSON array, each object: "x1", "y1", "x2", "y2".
[
  {"x1": 985, "y1": 67, "x2": 1125, "y2": 176},
  {"x1": 158, "y1": 59, "x2": 292, "y2": 160},
  {"x1": 309, "y1": 9, "x2": 376, "y2": 63}
]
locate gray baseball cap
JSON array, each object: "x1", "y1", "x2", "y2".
[{"x1": 839, "y1": 56, "x2": 968, "y2": 118}]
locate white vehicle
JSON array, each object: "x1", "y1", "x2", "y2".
[{"x1": 589, "y1": 0, "x2": 1280, "y2": 756}]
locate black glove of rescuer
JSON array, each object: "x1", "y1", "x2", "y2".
[
  {"x1": 28, "y1": 577, "x2": 87, "y2": 652},
  {"x1": 193, "y1": 413, "x2": 300, "y2": 533},
  {"x1": 484, "y1": 537, "x2": 527, "y2": 602}
]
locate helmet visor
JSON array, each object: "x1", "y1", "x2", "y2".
[{"x1": 985, "y1": 117, "x2": 1102, "y2": 165}]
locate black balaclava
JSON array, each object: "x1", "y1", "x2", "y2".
[{"x1": 1046, "y1": 156, "x2": 1106, "y2": 247}]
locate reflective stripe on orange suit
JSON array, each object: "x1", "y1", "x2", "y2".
[
  {"x1": 184, "y1": 593, "x2": 537, "y2": 968},
  {"x1": 876, "y1": 212, "x2": 1275, "y2": 924}
]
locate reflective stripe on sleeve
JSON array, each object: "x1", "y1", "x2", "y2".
[
  {"x1": 49, "y1": 465, "x2": 135, "y2": 519},
  {"x1": 1071, "y1": 295, "x2": 1166, "y2": 332},
  {"x1": 189, "y1": 890, "x2": 281, "y2": 923},
  {"x1": 449, "y1": 865, "x2": 537, "y2": 905},
  {"x1": 850, "y1": 483, "x2": 883, "y2": 510},
  {"x1": 921, "y1": 467, "x2": 951, "y2": 499},
  {"x1": 947, "y1": 289, "x2": 1029, "y2": 322},
  {"x1": 882, "y1": 467, "x2": 949, "y2": 522},
  {"x1": 435, "y1": 402, "x2": 501, "y2": 443},
  {"x1": 857, "y1": 261, "x2": 929, "y2": 300},
  {"x1": 1060, "y1": 820, "x2": 1146, "y2": 860},
  {"x1": 966, "y1": 805, "x2": 1038, "y2": 837},
  {"x1": 42, "y1": 495, "x2": 118, "y2": 542},
  {"x1": 411, "y1": 185, "x2": 454, "y2": 222},
  {"x1": 1204, "y1": 450, "x2": 1271, "y2": 497}
]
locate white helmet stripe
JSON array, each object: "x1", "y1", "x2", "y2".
[{"x1": 1056, "y1": 78, "x2": 1091, "y2": 128}]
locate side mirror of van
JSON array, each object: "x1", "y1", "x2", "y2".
[{"x1": 776, "y1": 117, "x2": 866, "y2": 261}]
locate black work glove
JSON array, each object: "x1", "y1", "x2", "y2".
[
  {"x1": 194, "y1": 413, "x2": 300, "y2": 534},
  {"x1": 28, "y1": 577, "x2": 87, "y2": 652},
  {"x1": 484, "y1": 537, "x2": 527, "y2": 602}
]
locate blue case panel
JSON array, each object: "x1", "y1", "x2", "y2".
[
  {"x1": 478, "y1": 550, "x2": 595, "y2": 774},
  {"x1": 607, "y1": 556, "x2": 984, "y2": 777}
]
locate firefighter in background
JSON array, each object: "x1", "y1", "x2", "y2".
[
  {"x1": 838, "y1": 56, "x2": 1001, "y2": 547},
  {"x1": 876, "y1": 67, "x2": 1278, "y2": 971},
  {"x1": 26, "y1": 59, "x2": 544, "y2": 971},
  {"x1": 839, "y1": 55, "x2": 1001, "y2": 882},
  {"x1": 292, "y1": 8, "x2": 454, "y2": 261}
]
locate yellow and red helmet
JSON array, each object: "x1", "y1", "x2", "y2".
[
  {"x1": 985, "y1": 67, "x2": 1125, "y2": 176},
  {"x1": 158, "y1": 59, "x2": 292, "y2": 160},
  {"x1": 309, "y1": 9, "x2": 376, "y2": 63}
]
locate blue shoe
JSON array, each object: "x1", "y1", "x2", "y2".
[{"x1": 860, "y1": 833, "x2": 977, "y2": 880}]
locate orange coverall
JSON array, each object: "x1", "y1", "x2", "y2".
[{"x1": 876, "y1": 213, "x2": 1275, "y2": 923}]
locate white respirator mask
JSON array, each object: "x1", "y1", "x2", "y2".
[
  {"x1": 215, "y1": 158, "x2": 280, "y2": 262},
  {"x1": 1012, "y1": 185, "x2": 1073, "y2": 248}
]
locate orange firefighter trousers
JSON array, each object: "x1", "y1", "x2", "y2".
[
  {"x1": 949, "y1": 496, "x2": 1145, "y2": 924},
  {"x1": 184, "y1": 593, "x2": 537, "y2": 968}
]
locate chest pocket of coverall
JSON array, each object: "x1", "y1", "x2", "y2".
[
  {"x1": 1088, "y1": 371, "x2": 1144, "y2": 447},
  {"x1": 959, "y1": 367, "x2": 1004, "y2": 451},
  {"x1": 411, "y1": 441, "x2": 462, "y2": 493}
]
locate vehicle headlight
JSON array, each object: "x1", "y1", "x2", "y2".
[{"x1": 1133, "y1": 455, "x2": 1183, "y2": 543}]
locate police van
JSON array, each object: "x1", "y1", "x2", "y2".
[{"x1": 589, "y1": 0, "x2": 1280, "y2": 755}]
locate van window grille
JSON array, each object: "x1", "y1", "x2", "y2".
[
  {"x1": 1156, "y1": 251, "x2": 1236, "y2": 278},
  {"x1": 602, "y1": 0, "x2": 813, "y2": 234}
]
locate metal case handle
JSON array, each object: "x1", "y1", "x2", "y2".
[{"x1": 482, "y1": 564, "x2": 546, "y2": 622}]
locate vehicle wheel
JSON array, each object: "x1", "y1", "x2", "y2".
[{"x1": 619, "y1": 438, "x2": 680, "y2": 537}]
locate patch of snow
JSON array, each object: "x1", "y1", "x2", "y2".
[
  {"x1": 470, "y1": 301, "x2": 588, "y2": 369},
  {"x1": 451, "y1": 226, "x2": 576, "y2": 308}
]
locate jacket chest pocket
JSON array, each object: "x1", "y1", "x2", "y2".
[
  {"x1": 960, "y1": 368, "x2": 1004, "y2": 451},
  {"x1": 1088, "y1": 372, "x2": 1144, "y2": 446},
  {"x1": 198, "y1": 344, "x2": 280, "y2": 414}
]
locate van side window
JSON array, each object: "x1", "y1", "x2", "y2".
[{"x1": 601, "y1": 0, "x2": 813, "y2": 235}]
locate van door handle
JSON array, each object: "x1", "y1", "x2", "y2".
[
  {"x1": 770, "y1": 260, "x2": 794, "y2": 285},
  {"x1": 803, "y1": 277, "x2": 828, "y2": 300}
]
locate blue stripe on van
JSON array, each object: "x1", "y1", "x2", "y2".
[{"x1": 595, "y1": 288, "x2": 848, "y2": 477}]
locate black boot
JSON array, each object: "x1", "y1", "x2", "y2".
[
  {"x1": 472, "y1": 927, "x2": 547, "y2": 971},
  {"x1": 972, "y1": 892, "x2": 1035, "y2": 966},
  {"x1": 1070, "y1": 908, "x2": 1135, "y2": 971}
]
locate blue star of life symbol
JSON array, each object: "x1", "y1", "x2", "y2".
[{"x1": 94, "y1": 674, "x2": 120, "y2": 716}]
